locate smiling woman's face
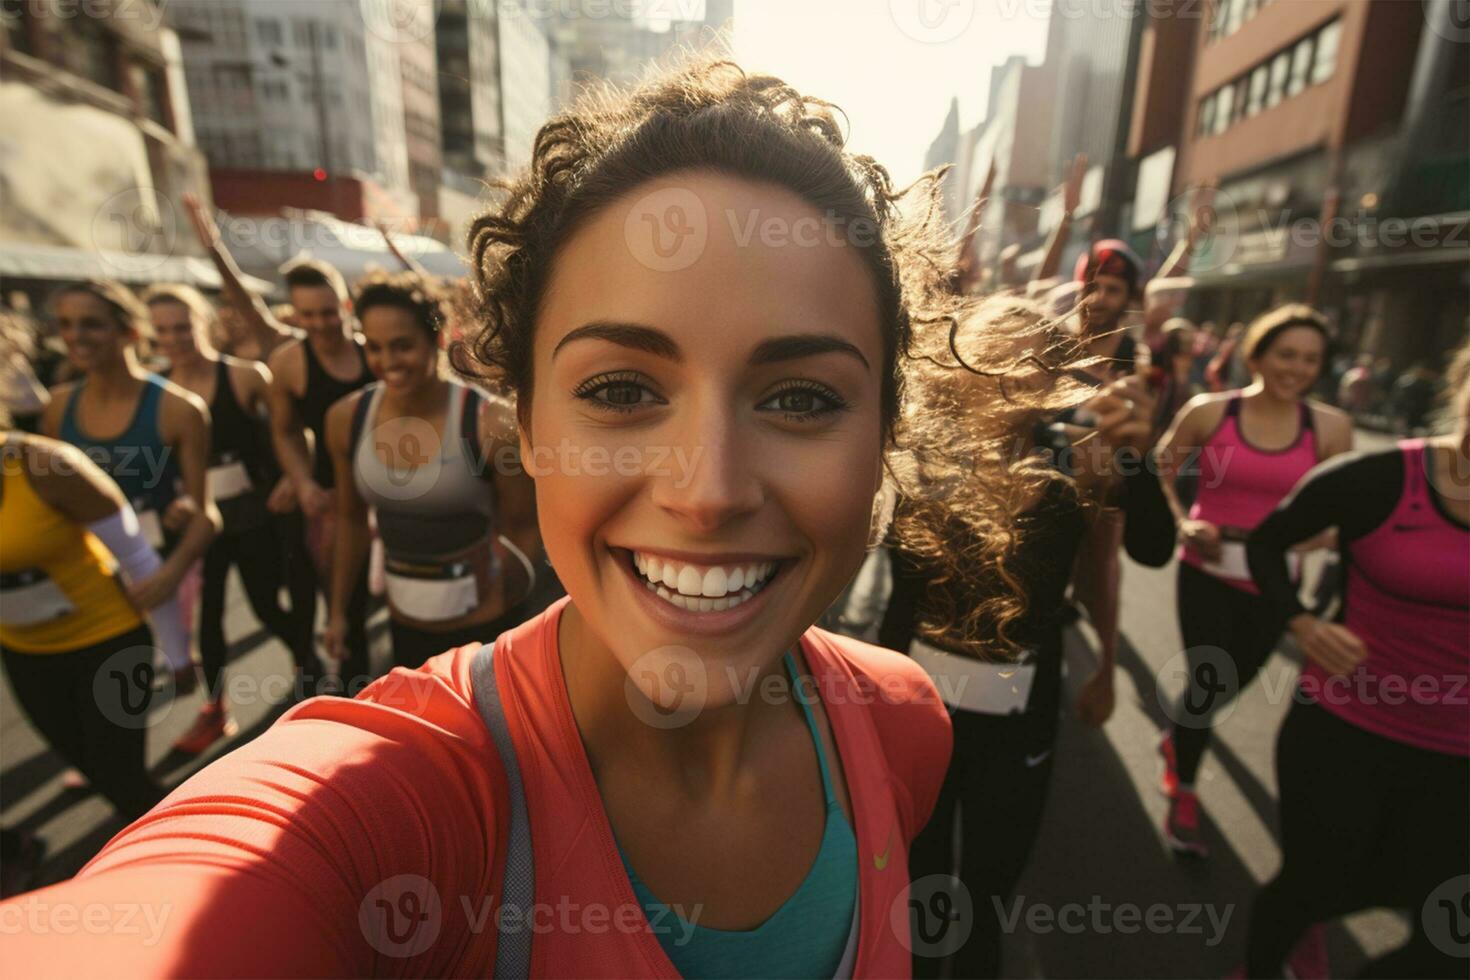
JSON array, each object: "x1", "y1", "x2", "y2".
[{"x1": 523, "y1": 171, "x2": 886, "y2": 707}]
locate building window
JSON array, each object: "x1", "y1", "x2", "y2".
[
  {"x1": 1213, "y1": 84, "x2": 1234, "y2": 135},
  {"x1": 322, "y1": 25, "x2": 337, "y2": 49},
  {"x1": 256, "y1": 18, "x2": 283, "y2": 46},
  {"x1": 1246, "y1": 64, "x2": 1269, "y2": 117},
  {"x1": 65, "y1": 18, "x2": 120, "y2": 91},
  {"x1": 1312, "y1": 19, "x2": 1341, "y2": 86},
  {"x1": 1198, "y1": 92, "x2": 1218, "y2": 137},
  {"x1": 1267, "y1": 50, "x2": 1290, "y2": 107},
  {"x1": 1288, "y1": 34, "x2": 1314, "y2": 97},
  {"x1": 141, "y1": 65, "x2": 170, "y2": 127},
  {"x1": 293, "y1": 19, "x2": 311, "y2": 48}
]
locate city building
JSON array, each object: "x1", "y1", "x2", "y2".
[
  {"x1": 169, "y1": 0, "x2": 417, "y2": 225},
  {"x1": 0, "y1": 0, "x2": 236, "y2": 294},
  {"x1": 1171, "y1": 0, "x2": 1467, "y2": 367}
]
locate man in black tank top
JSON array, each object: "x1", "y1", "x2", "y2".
[{"x1": 265, "y1": 259, "x2": 373, "y2": 695}]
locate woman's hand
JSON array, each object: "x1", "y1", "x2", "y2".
[
  {"x1": 1179, "y1": 518, "x2": 1222, "y2": 561},
  {"x1": 162, "y1": 494, "x2": 198, "y2": 533},
  {"x1": 126, "y1": 566, "x2": 182, "y2": 612},
  {"x1": 298, "y1": 480, "x2": 333, "y2": 520},
  {"x1": 1075, "y1": 669, "x2": 1115, "y2": 727},
  {"x1": 1092, "y1": 376, "x2": 1156, "y2": 456},
  {"x1": 1289, "y1": 613, "x2": 1368, "y2": 676},
  {"x1": 266, "y1": 476, "x2": 297, "y2": 514}
]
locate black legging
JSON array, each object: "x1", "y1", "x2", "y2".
[
  {"x1": 909, "y1": 635, "x2": 1064, "y2": 980},
  {"x1": 278, "y1": 510, "x2": 370, "y2": 695},
  {"x1": 1172, "y1": 562, "x2": 1289, "y2": 785},
  {"x1": 1, "y1": 625, "x2": 165, "y2": 820},
  {"x1": 198, "y1": 515, "x2": 316, "y2": 700},
  {"x1": 1246, "y1": 700, "x2": 1469, "y2": 978}
]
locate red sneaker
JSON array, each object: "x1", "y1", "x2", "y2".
[
  {"x1": 172, "y1": 701, "x2": 238, "y2": 755},
  {"x1": 1165, "y1": 788, "x2": 1209, "y2": 858},
  {"x1": 1158, "y1": 728, "x2": 1180, "y2": 797},
  {"x1": 1284, "y1": 923, "x2": 1330, "y2": 979}
]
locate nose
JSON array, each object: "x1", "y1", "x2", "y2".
[{"x1": 649, "y1": 405, "x2": 764, "y2": 535}]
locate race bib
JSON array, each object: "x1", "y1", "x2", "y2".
[
  {"x1": 206, "y1": 457, "x2": 254, "y2": 501},
  {"x1": 385, "y1": 560, "x2": 479, "y2": 622},
  {"x1": 908, "y1": 638, "x2": 1037, "y2": 715},
  {"x1": 0, "y1": 569, "x2": 76, "y2": 627}
]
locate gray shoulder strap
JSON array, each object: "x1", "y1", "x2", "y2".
[{"x1": 470, "y1": 641, "x2": 534, "y2": 978}]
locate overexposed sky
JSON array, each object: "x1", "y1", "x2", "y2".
[{"x1": 731, "y1": 0, "x2": 1050, "y2": 187}]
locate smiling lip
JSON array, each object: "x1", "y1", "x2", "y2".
[
  {"x1": 610, "y1": 545, "x2": 793, "y2": 638},
  {"x1": 608, "y1": 545, "x2": 791, "y2": 565}
]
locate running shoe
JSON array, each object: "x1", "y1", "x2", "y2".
[
  {"x1": 60, "y1": 768, "x2": 88, "y2": 790},
  {"x1": 172, "y1": 701, "x2": 238, "y2": 755},
  {"x1": 1283, "y1": 923, "x2": 1330, "y2": 980},
  {"x1": 1165, "y1": 788, "x2": 1209, "y2": 858},
  {"x1": 1158, "y1": 728, "x2": 1179, "y2": 797}
]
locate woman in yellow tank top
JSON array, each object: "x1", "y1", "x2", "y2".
[{"x1": 0, "y1": 432, "x2": 201, "y2": 821}]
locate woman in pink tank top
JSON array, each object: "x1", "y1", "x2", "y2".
[
  {"x1": 1152, "y1": 305, "x2": 1354, "y2": 859},
  {"x1": 1241, "y1": 339, "x2": 1470, "y2": 979}
]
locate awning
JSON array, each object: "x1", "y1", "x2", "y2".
[
  {"x1": 1331, "y1": 247, "x2": 1470, "y2": 274},
  {"x1": 0, "y1": 241, "x2": 277, "y2": 295}
]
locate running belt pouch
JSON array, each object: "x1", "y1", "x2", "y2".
[
  {"x1": 384, "y1": 555, "x2": 481, "y2": 623},
  {"x1": 470, "y1": 642, "x2": 534, "y2": 978},
  {"x1": 0, "y1": 568, "x2": 76, "y2": 626}
]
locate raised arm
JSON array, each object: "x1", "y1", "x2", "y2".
[
  {"x1": 1155, "y1": 393, "x2": 1227, "y2": 560},
  {"x1": 1156, "y1": 180, "x2": 1217, "y2": 281},
  {"x1": 1035, "y1": 153, "x2": 1086, "y2": 284},
  {"x1": 182, "y1": 192, "x2": 290, "y2": 350},
  {"x1": 375, "y1": 219, "x2": 433, "y2": 279}
]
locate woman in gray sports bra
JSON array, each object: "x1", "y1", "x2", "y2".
[{"x1": 322, "y1": 272, "x2": 543, "y2": 671}]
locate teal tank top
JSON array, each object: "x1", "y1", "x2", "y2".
[
  {"x1": 616, "y1": 650, "x2": 858, "y2": 978},
  {"x1": 59, "y1": 373, "x2": 182, "y2": 521}
]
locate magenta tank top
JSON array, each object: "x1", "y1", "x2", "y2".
[
  {"x1": 1180, "y1": 394, "x2": 1319, "y2": 593},
  {"x1": 1301, "y1": 440, "x2": 1470, "y2": 756}
]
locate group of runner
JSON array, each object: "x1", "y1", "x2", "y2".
[{"x1": 0, "y1": 55, "x2": 1464, "y2": 980}]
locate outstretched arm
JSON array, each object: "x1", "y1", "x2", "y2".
[
  {"x1": 182, "y1": 192, "x2": 290, "y2": 351},
  {"x1": 375, "y1": 219, "x2": 432, "y2": 279},
  {"x1": 1035, "y1": 153, "x2": 1087, "y2": 284}
]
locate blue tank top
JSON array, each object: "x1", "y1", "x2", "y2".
[
  {"x1": 615, "y1": 650, "x2": 858, "y2": 978},
  {"x1": 59, "y1": 373, "x2": 182, "y2": 521}
]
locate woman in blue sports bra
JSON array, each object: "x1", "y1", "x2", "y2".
[{"x1": 41, "y1": 280, "x2": 218, "y2": 689}]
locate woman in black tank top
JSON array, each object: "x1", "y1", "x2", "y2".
[
  {"x1": 148, "y1": 286, "x2": 317, "y2": 751},
  {"x1": 296, "y1": 339, "x2": 370, "y2": 488}
]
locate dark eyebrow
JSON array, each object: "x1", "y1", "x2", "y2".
[
  {"x1": 749, "y1": 334, "x2": 870, "y2": 371},
  {"x1": 552, "y1": 321, "x2": 870, "y2": 371},
  {"x1": 552, "y1": 321, "x2": 682, "y2": 362}
]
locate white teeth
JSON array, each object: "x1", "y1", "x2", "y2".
[
  {"x1": 701, "y1": 567, "x2": 727, "y2": 597},
  {"x1": 629, "y1": 550, "x2": 784, "y2": 607},
  {"x1": 676, "y1": 565, "x2": 703, "y2": 596}
]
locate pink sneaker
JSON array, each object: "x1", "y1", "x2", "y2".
[
  {"x1": 1284, "y1": 923, "x2": 1330, "y2": 979},
  {"x1": 171, "y1": 701, "x2": 238, "y2": 755},
  {"x1": 1159, "y1": 728, "x2": 1180, "y2": 797},
  {"x1": 1165, "y1": 788, "x2": 1209, "y2": 858}
]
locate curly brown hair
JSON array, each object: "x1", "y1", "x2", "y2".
[
  {"x1": 455, "y1": 55, "x2": 1092, "y2": 658},
  {"x1": 352, "y1": 269, "x2": 447, "y2": 340}
]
